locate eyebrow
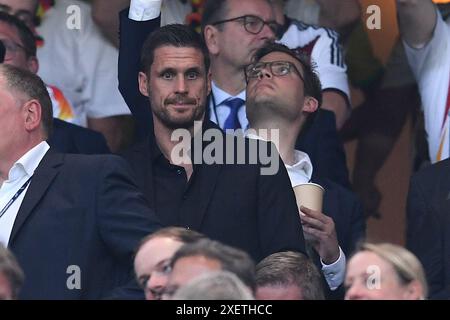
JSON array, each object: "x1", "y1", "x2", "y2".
[
  {"x1": 185, "y1": 67, "x2": 203, "y2": 74},
  {"x1": 158, "y1": 67, "x2": 204, "y2": 76}
]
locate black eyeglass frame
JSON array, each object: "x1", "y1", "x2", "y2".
[
  {"x1": 212, "y1": 14, "x2": 281, "y2": 35},
  {"x1": 244, "y1": 60, "x2": 304, "y2": 83}
]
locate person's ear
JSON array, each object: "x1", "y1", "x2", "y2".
[
  {"x1": 22, "y1": 99, "x2": 42, "y2": 132},
  {"x1": 403, "y1": 280, "x2": 425, "y2": 300},
  {"x1": 203, "y1": 25, "x2": 219, "y2": 55},
  {"x1": 302, "y1": 96, "x2": 319, "y2": 114},
  {"x1": 138, "y1": 72, "x2": 150, "y2": 97},
  {"x1": 27, "y1": 56, "x2": 39, "y2": 74}
]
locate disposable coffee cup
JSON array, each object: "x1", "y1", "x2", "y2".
[{"x1": 293, "y1": 183, "x2": 324, "y2": 213}]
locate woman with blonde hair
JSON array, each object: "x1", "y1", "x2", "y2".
[{"x1": 345, "y1": 243, "x2": 427, "y2": 300}]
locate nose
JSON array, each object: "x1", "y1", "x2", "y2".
[
  {"x1": 258, "y1": 67, "x2": 273, "y2": 80},
  {"x1": 145, "y1": 273, "x2": 169, "y2": 300},
  {"x1": 345, "y1": 283, "x2": 365, "y2": 300},
  {"x1": 175, "y1": 76, "x2": 188, "y2": 94},
  {"x1": 260, "y1": 23, "x2": 276, "y2": 42}
]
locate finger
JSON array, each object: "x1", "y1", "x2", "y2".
[
  {"x1": 300, "y1": 215, "x2": 325, "y2": 230},
  {"x1": 302, "y1": 226, "x2": 325, "y2": 239},
  {"x1": 300, "y1": 206, "x2": 330, "y2": 224}
]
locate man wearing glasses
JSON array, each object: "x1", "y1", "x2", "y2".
[
  {"x1": 120, "y1": 0, "x2": 350, "y2": 188},
  {"x1": 245, "y1": 42, "x2": 365, "y2": 299}
]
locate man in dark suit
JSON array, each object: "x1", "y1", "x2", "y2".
[
  {"x1": 245, "y1": 42, "x2": 365, "y2": 298},
  {"x1": 120, "y1": 21, "x2": 305, "y2": 262},
  {"x1": 0, "y1": 64, "x2": 161, "y2": 299},
  {"x1": 118, "y1": 0, "x2": 351, "y2": 189},
  {"x1": 406, "y1": 159, "x2": 450, "y2": 299}
]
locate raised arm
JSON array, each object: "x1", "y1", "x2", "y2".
[
  {"x1": 118, "y1": 3, "x2": 161, "y2": 139},
  {"x1": 397, "y1": 0, "x2": 437, "y2": 48}
]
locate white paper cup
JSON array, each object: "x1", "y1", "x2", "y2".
[{"x1": 293, "y1": 183, "x2": 324, "y2": 213}]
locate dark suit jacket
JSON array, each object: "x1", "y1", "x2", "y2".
[
  {"x1": 48, "y1": 118, "x2": 110, "y2": 155},
  {"x1": 319, "y1": 178, "x2": 366, "y2": 257},
  {"x1": 9, "y1": 150, "x2": 161, "y2": 299},
  {"x1": 122, "y1": 120, "x2": 306, "y2": 262},
  {"x1": 406, "y1": 159, "x2": 450, "y2": 299},
  {"x1": 118, "y1": 9, "x2": 350, "y2": 189}
]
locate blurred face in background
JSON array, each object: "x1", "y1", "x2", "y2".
[
  {"x1": 134, "y1": 236, "x2": 185, "y2": 300},
  {"x1": 0, "y1": 21, "x2": 37, "y2": 72},
  {"x1": 0, "y1": 0, "x2": 37, "y2": 29},
  {"x1": 345, "y1": 251, "x2": 423, "y2": 300}
]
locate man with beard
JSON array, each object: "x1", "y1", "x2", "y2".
[
  {"x1": 119, "y1": 0, "x2": 350, "y2": 188},
  {"x1": 121, "y1": 23, "x2": 306, "y2": 263}
]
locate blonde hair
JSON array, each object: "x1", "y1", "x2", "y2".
[{"x1": 359, "y1": 243, "x2": 428, "y2": 298}]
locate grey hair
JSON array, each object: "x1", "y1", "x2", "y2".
[{"x1": 172, "y1": 271, "x2": 254, "y2": 300}]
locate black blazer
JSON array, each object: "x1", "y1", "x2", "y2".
[
  {"x1": 406, "y1": 159, "x2": 450, "y2": 299},
  {"x1": 319, "y1": 178, "x2": 366, "y2": 257},
  {"x1": 48, "y1": 118, "x2": 110, "y2": 154},
  {"x1": 122, "y1": 120, "x2": 306, "y2": 262},
  {"x1": 9, "y1": 151, "x2": 161, "y2": 299},
  {"x1": 118, "y1": 9, "x2": 350, "y2": 189}
]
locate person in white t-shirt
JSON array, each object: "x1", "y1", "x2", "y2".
[
  {"x1": 0, "y1": 0, "x2": 133, "y2": 152},
  {"x1": 271, "y1": 0, "x2": 351, "y2": 130},
  {"x1": 398, "y1": 0, "x2": 450, "y2": 163},
  {"x1": 0, "y1": 12, "x2": 76, "y2": 124}
]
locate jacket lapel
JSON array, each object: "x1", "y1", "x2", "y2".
[{"x1": 9, "y1": 151, "x2": 63, "y2": 244}]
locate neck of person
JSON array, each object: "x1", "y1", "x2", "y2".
[
  {"x1": 210, "y1": 61, "x2": 246, "y2": 96},
  {"x1": 250, "y1": 119, "x2": 300, "y2": 166},
  {"x1": 153, "y1": 118, "x2": 204, "y2": 180}
]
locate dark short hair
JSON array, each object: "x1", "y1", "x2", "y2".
[
  {"x1": 140, "y1": 24, "x2": 210, "y2": 74},
  {"x1": 171, "y1": 239, "x2": 256, "y2": 291},
  {"x1": 252, "y1": 42, "x2": 323, "y2": 107},
  {"x1": 0, "y1": 64, "x2": 53, "y2": 137},
  {"x1": 136, "y1": 227, "x2": 206, "y2": 254},
  {"x1": 256, "y1": 251, "x2": 325, "y2": 300},
  {"x1": 0, "y1": 12, "x2": 37, "y2": 57},
  {"x1": 0, "y1": 244, "x2": 24, "y2": 299}
]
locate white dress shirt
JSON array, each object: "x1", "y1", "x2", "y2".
[
  {"x1": 0, "y1": 142, "x2": 50, "y2": 246},
  {"x1": 209, "y1": 82, "x2": 248, "y2": 130}
]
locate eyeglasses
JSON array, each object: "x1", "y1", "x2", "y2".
[
  {"x1": 0, "y1": 5, "x2": 36, "y2": 29},
  {"x1": 0, "y1": 39, "x2": 28, "y2": 59},
  {"x1": 212, "y1": 15, "x2": 281, "y2": 35},
  {"x1": 245, "y1": 61, "x2": 303, "y2": 82}
]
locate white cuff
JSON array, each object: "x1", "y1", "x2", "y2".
[
  {"x1": 129, "y1": 0, "x2": 162, "y2": 21},
  {"x1": 321, "y1": 246, "x2": 346, "y2": 291}
]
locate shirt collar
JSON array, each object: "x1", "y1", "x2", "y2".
[
  {"x1": 211, "y1": 81, "x2": 246, "y2": 106},
  {"x1": 8, "y1": 141, "x2": 50, "y2": 182},
  {"x1": 245, "y1": 132, "x2": 314, "y2": 181},
  {"x1": 285, "y1": 150, "x2": 313, "y2": 179},
  {"x1": 285, "y1": 150, "x2": 314, "y2": 187}
]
